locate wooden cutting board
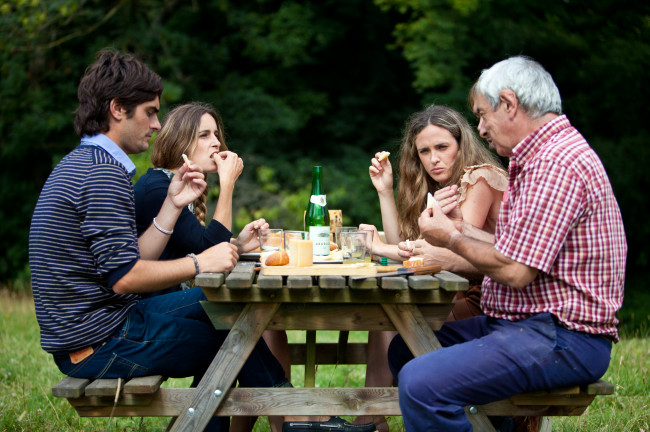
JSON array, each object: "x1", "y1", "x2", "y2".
[{"x1": 261, "y1": 262, "x2": 377, "y2": 276}]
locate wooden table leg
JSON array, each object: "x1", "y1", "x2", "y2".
[
  {"x1": 382, "y1": 303, "x2": 441, "y2": 355},
  {"x1": 382, "y1": 304, "x2": 496, "y2": 432},
  {"x1": 170, "y1": 302, "x2": 280, "y2": 432}
]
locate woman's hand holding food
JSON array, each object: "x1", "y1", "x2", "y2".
[
  {"x1": 369, "y1": 151, "x2": 394, "y2": 195},
  {"x1": 397, "y1": 239, "x2": 447, "y2": 267},
  {"x1": 168, "y1": 162, "x2": 207, "y2": 209},
  {"x1": 213, "y1": 151, "x2": 244, "y2": 190}
]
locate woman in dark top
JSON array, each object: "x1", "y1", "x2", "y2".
[
  {"x1": 134, "y1": 102, "x2": 374, "y2": 432},
  {"x1": 134, "y1": 102, "x2": 266, "y2": 296}
]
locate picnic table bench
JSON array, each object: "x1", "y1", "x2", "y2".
[{"x1": 51, "y1": 263, "x2": 615, "y2": 431}]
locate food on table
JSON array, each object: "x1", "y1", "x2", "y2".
[
  {"x1": 378, "y1": 151, "x2": 390, "y2": 162},
  {"x1": 330, "y1": 242, "x2": 338, "y2": 251},
  {"x1": 265, "y1": 250, "x2": 289, "y2": 266},
  {"x1": 289, "y1": 239, "x2": 314, "y2": 267},
  {"x1": 403, "y1": 256, "x2": 424, "y2": 268}
]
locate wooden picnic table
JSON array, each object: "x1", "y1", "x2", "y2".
[{"x1": 167, "y1": 261, "x2": 471, "y2": 431}]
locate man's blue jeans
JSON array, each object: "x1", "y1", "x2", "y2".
[
  {"x1": 388, "y1": 313, "x2": 612, "y2": 432},
  {"x1": 53, "y1": 287, "x2": 288, "y2": 431}
]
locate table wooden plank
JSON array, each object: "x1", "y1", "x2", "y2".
[
  {"x1": 319, "y1": 275, "x2": 346, "y2": 289},
  {"x1": 287, "y1": 275, "x2": 312, "y2": 289},
  {"x1": 68, "y1": 387, "x2": 595, "y2": 418},
  {"x1": 169, "y1": 302, "x2": 279, "y2": 432},
  {"x1": 225, "y1": 266, "x2": 255, "y2": 289},
  {"x1": 195, "y1": 273, "x2": 225, "y2": 288},
  {"x1": 409, "y1": 274, "x2": 439, "y2": 290},
  {"x1": 380, "y1": 277, "x2": 408, "y2": 290},
  {"x1": 52, "y1": 376, "x2": 89, "y2": 398},
  {"x1": 202, "y1": 302, "x2": 453, "y2": 332},
  {"x1": 257, "y1": 274, "x2": 283, "y2": 289},
  {"x1": 349, "y1": 277, "x2": 378, "y2": 289},
  {"x1": 435, "y1": 270, "x2": 469, "y2": 291},
  {"x1": 202, "y1": 285, "x2": 456, "y2": 305},
  {"x1": 123, "y1": 375, "x2": 164, "y2": 394}
]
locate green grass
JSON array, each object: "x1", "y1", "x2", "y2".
[{"x1": 1, "y1": 289, "x2": 648, "y2": 432}]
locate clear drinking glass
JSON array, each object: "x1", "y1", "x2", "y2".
[
  {"x1": 340, "y1": 231, "x2": 368, "y2": 264},
  {"x1": 335, "y1": 226, "x2": 357, "y2": 249},
  {"x1": 258, "y1": 229, "x2": 284, "y2": 251}
]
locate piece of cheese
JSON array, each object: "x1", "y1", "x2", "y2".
[
  {"x1": 403, "y1": 256, "x2": 424, "y2": 268},
  {"x1": 289, "y1": 239, "x2": 313, "y2": 267},
  {"x1": 427, "y1": 192, "x2": 437, "y2": 209}
]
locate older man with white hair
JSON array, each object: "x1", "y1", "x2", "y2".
[{"x1": 387, "y1": 56, "x2": 627, "y2": 432}]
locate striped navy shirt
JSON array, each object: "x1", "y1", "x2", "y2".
[{"x1": 29, "y1": 136, "x2": 141, "y2": 354}]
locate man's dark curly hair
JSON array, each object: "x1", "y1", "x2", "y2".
[{"x1": 74, "y1": 48, "x2": 163, "y2": 137}]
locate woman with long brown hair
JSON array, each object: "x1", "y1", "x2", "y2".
[
  {"x1": 355, "y1": 105, "x2": 507, "y2": 431},
  {"x1": 134, "y1": 102, "x2": 266, "y2": 297},
  {"x1": 135, "y1": 102, "x2": 375, "y2": 432}
]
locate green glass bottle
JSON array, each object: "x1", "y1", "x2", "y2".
[{"x1": 305, "y1": 166, "x2": 330, "y2": 256}]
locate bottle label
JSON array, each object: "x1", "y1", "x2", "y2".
[
  {"x1": 309, "y1": 225, "x2": 331, "y2": 256},
  {"x1": 310, "y1": 195, "x2": 327, "y2": 206}
]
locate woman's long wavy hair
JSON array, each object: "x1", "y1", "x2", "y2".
[
  {"x1": 397, "y1": 105, "x2": 502, "y2": 240},
  {"x1": 151, "y1": 102, "x2": 227, "y2": 225}
]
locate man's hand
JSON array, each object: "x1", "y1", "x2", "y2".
[
  {"x1": 167, "y1": 162, "x2": 206, "y2": 209},
  {"x1": 233, "y1": 218, "x2": 269, "y2": 253},
  {"x1": 198, "y1": 242, "x2": 239, "y2": 274},
  {"x1": 418, "y1": 201, "x2": 461, "y2": 248}
]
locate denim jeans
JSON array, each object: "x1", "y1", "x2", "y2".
[
  {"x1": 53, "y1": 287, "x2": 288, "y2": 431},
  {"x1": 388, "y1": 313, "x2": 612, "y2": 432}
]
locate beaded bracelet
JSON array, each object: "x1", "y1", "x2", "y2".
[
  {"x1": 187, "y1": 253, "x2": 200, "y2": 276},
  {"x1": 152, "y1": 217, "x2": 173, "y2": 235}
]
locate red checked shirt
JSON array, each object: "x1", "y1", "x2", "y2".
[{"x1": 481, "y1": 115, "x2": 627, "y2": 341}]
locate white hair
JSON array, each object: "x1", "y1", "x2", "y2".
[{"x1": 475, "y1": 56, "x2": 562, "y2": 118}]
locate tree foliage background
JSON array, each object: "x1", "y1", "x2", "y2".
[{"x1": 1, "y1": 0, "x2": 648, "y2": 288}]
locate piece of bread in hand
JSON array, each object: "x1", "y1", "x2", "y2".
[
  {"x1": 403, "y1": 256, "x2": 424, "y2": 268},
  {"x1": 265, "y1": 250, "x2": 289, "y2": 266},
  {"x1": 378, "y1": 151, "x2": 390, "y2": 161}
]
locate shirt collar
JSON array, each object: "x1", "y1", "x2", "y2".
[
  {"x1": 510, "y1": 114, "x2": 571, "y2": 167},
  {"x1": 80, "y1": 134, "x2": 137, "y2": 178}
]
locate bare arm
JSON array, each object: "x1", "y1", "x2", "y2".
[
  {"x1": 138, "y1": 164, "x2": 207, "y2": 260},
  {"x1": 212, "y1": 151, "x2": 243, "y2": 231},
  {"x1": 113, "y1": 242, "x2": 239, "y2": 294},
  {"x1": 447, "y1": 232, "x2": 538, "y2": 287},
  {"x1": 398, "y1": 238, "x2": 484, "y2": 279},
  {"x1": 232, "y1": 218, "x2": 269, "y2": 254},
  {"x1": 369, "y1": 153, "x2": 402, "y2": 244},
  {"x1": 418, "y1": 206, "x2": 538, "y2": 288}
]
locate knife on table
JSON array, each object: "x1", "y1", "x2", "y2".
[{"x1": 351, "y1": 264, "x2": 442, "y2": 280}]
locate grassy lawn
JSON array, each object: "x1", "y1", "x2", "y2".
[{"x1": 1, "y1": 288, "x2": 648, "y2": 432}]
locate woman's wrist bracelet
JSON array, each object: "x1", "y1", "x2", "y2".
[
  {"x1": 152, "y1": 217, "x2": 173, "y2": 235},
  {"x1": 187, "y1": 253, "x2": 200, "y2": 276}
]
